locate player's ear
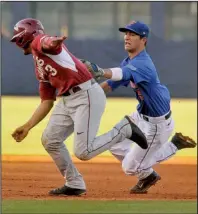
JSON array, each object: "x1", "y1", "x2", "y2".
[
  {"x1": 141, "y1": 37, "x2": 146, "y2": 42},
  {"x1": 141, "y1": 37, "x2": 147, "y2": 46}
]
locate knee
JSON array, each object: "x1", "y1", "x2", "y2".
[
  {"x1": 122, "y1": 159, "x2": 139, "y2": 176},
  {"x1": 74, "y1": 148, "x2": 90, "y2": 161},
  {"x1": 41, "y1": 131, "x2": 53, "y2": 151},
  {"x1": 41, "y1": 131, "x2": 48, "y2": 148}
]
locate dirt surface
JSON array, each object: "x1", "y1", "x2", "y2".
[{"x1": 2, "y1": 162, "x2": 197, "y2": 200}]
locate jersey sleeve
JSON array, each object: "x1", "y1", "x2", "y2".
[
  {"x1": 122, "y1": 63, "x2": 150, "y2": 84},
  {"x1": 39, "y1": 81, "x2": 56, "y2": 101},
  {"x1": 31, "y1": 35, "x2": 46, "y2": 53},
  {"x1": 107, "y1": 79, "x2": 130, "y2": 91},
  {"x1": 31, "y1": 35, "x2": 62, "y2": 55}
]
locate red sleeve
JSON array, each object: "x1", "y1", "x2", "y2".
[
  {"x1": 41, "y1": 36, "x2": 62, "y2": 55},
  {"x1": 39, "y1": 81, "x2": 56, "y2": 102},
  {"x1": 31, "y1": 35, "x2": 45, "y2": 53},
  {"x1": 31, "y1": 35, "x2": 62, "y2": 55}
]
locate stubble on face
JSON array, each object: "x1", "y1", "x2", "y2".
[{"x1": 23, "y1": 44, "x2": 32, "y2": 55}]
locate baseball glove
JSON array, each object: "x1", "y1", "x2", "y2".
[{"x1": 79, "y1": 59, "x2": 104, "y2": 82}]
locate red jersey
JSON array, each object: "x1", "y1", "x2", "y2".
[{"x1": 31, "y1": 34, "x2": 92, "y2": 101}]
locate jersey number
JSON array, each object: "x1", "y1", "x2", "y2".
[
  {"x1": 34, "y1": 56, "x2": 57, "y2": 77},
  {"x1": 45, "y1": 64, "x2": 57, "y2": 76}
]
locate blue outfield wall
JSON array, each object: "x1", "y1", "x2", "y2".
[{"x1": 2, "y1": 36, "x2": 197, "y2": 98}]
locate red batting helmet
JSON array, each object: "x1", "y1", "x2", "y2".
[{"x1": 10, "y1": 18, "x2": 44, "y2": 48}]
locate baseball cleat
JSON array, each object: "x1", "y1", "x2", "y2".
[
  {"x1": 49, "y1": 185, "x2": 86, "y2": 196},
  {"x1": 125, "y1": 115, "x2": 148, "y2": 149},
  {"x1": 171, "y1": 132, "x2": 196, "y2": 150},
  {"x1": 130, "y1": 171, "x2": 161, "y2": 194}
]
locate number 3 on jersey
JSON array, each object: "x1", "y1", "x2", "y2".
[
  {"x1": 34, "y1": 56, "x2": 57, "y2": 77},
  {"x1": 45, "y1": 64, "x2": 57, "y2": 76}
]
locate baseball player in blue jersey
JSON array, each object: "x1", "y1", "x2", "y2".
[{"x1": 81, "y1": 20, "x2": 196, "y2": 194}]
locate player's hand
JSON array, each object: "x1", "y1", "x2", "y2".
[
  {"x1": 42, "y1": 36, "x2": 67, "y2": 52},
  {"x1": 50, "y1": 36, "x2": 67, "y2": 48},
  {"x1": 80, "y1": 59, "x2": 104, "y2": 82},
  {"x1": 12, "y1": 125, "x2": 30, "y2": 142}
]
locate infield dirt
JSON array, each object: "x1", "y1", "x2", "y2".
[{"x1": 2, "y1": 159, "x2": 197, "y2": 200}]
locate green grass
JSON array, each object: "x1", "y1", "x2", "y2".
[
  {"x1": 2, "y1": 96, "x2": 197, "y2": 157},
  {"x1": 2, "y1": 200, "x2": 197, "y2": 213}
]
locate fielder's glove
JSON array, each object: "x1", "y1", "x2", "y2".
[{"x1": 79, "y1": 59, "x2": 104, "y2": 82}]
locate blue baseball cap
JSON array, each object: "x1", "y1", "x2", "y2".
[{"x1": 119, "y1": 21, "x2": 150, "y2": 38}]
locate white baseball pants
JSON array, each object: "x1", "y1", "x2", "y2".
[
  {"x1": 110, "y1": 111, "x2": 178, "y2": 180},
  {"x1": 41, "y1": 80, "x2": 136, "y2": 189}
]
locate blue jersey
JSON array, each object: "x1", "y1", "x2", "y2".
[{"x1": 107, "y1": 50, "x2": 171, "y2": 117}]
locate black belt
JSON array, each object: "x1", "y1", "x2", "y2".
[
  {"x1": 142, "y1": 111, "x2": 172, "y2": 122},
  {"x1": 62, "y1": 79, "x2": 96, "y2": 96}
]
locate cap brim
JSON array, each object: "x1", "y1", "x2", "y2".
[{"x1": 119, "y1": 27, "x2": 139, "y2": 35}]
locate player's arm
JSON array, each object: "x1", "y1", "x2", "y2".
[
  {"x1": 12, "y1": 82, "x2": 56, "y2": 142},
  {"x1": 102, "y1": 67, "x2": 133, "y2": 81},
  {"x1": 12, "y1": 100, "x2": 54, "y2": 142},
  {"x1": 80, "y1": 59, "x2": 134, "y2": 82},
  {"x1": 100, "y1": 81, "x2": 112, "y2": 93},
  {"x1": 94, "y1": 61, "x2": 148, "y2": 84},
  {"x1": 27, "y1": 81, "x2": 56, "y2": 131},
  {"x1": 24, "y1": 99, "x2": 54, "y2": 129},
  {"x1": 100, "y1": 79, "x2": 130, "y2": 94},
  {"x1": 41, "y1": 36, "x2": 67, "y2": 54}
]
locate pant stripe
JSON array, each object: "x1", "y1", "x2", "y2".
[
  {"x1": 156, "y1": 152, "x2": 176, "y2": 163},
  {"x1": 136, "y1": 124, "x2": 158, "y2": 173},
  {"x1": 88, "y1": 122, "x2": 129, "y2": 153},
  {"x1": 85, "y1": 89, "x2": 130, "y2": 154},
  {"x1": 86, "y1": 90, "x2": 91, "y2": 152},
  {"x1": 140, "y1": 152, "x2": 176, "y2": 171},
  {"x1": 92, "y1": 124, "x2": 129, "y2": 152}
]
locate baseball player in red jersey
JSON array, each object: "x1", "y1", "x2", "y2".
[{"x1": 10, "y1": 18, "x2": 148, "y2": 196}]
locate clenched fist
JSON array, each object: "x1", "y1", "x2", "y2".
[{"x1": 12, "y1": 125, "x2": 30, "y2": 142}]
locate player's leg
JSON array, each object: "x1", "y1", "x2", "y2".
[
  {"x1": 121, "y1": 113, "x2": 174, "y2": 193},
  {"x1": 111, "y1": 113, "x2": 196, "y2": 193},
  {"x1": 109, "y1": 111, "x2": 140, "y2": 161},
  {"x1": 109, "y1": 110, "x2": 175, "y2": 166},
  {"x1": 149, "y1": 132, "x2": 196, "y2": 164},
  {"x1": 110, "y1": 137, "x2": 178, "y2": 165},
  {"x1": 128, "y1": 119, "x2": 196, "y2": 178},
  {"x1": 71, "y1": 83, "x2": 106, "y2": 160},
  {"x1": 72, "y1": 83, "x2": 147, "y2": 161},
  {"x1": 110, "y1": 135, "x2": 193, "y2": 166},
  {"x1": 122, "y1": 120, "x2": 174, "y2": 176},
  {"x1": 109, "y1": 110, "x2": 141, "y2": 161},
  {"x1": 41, "y1": 98, "x2": 86, "y2": 195},
  {"x1": 149, "y1": 139, "x2": 177, "y2": 163},
  {"x1": 109, "y1": 139, "x2": 132, "y2": 161}
]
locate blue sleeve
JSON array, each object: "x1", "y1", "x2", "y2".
[
  {"x1": 107, "y1": 79, "x2": 130, "y2": 91},
  {"x1": 122, "y1": 64, "x2": 150, "y2": 84}
]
